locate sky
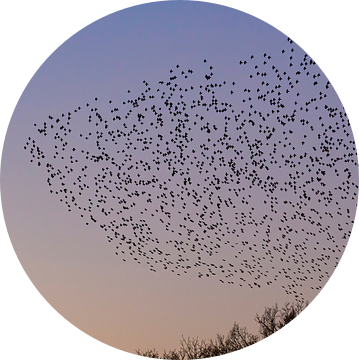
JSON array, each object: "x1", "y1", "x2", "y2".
[{"x1": 0, "y1": 0, "x2": 359, "y2": 354}]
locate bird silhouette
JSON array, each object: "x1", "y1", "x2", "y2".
[{"x1": 24, "y1": 37, "x2": 358, "y2": 301}]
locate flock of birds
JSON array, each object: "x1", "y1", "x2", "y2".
[{"x1": 25, "y1": 37, "x2": 358, "y2": 301}]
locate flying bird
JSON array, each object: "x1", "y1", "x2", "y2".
[{"x1": 25, "y1": 37, "x2": 358, "y2": 302}]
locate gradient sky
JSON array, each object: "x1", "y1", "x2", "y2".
[{"x1": 1, "y1": 1, "x2": 359, "y2": 360}]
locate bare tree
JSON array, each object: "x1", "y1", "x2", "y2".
[
  {"x1": 136, "y1": 300, "x2": 308, "y2": 359},
  {"x1": 178, "y1": 336, "x2": 207, "y2": 359},
  {"x1": 254, "y1": 299, "x2": 308, "y2": 338},
  {"x1": 137, "y1": 349, "x2": 161, "y2": 358},
  {"x1": 136, "y1": 323, "x2": 260, "y2": 359},
  {"x1": 225, "y1": 322, "x2": 259, "y2": 350}
]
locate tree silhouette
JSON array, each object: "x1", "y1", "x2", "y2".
[
  {"x1": 254, "y1": 300, "x2": 308, "y2": 338},
  {"x1": 136, "y1": 300, "x2": 308, "y2": 359}
]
